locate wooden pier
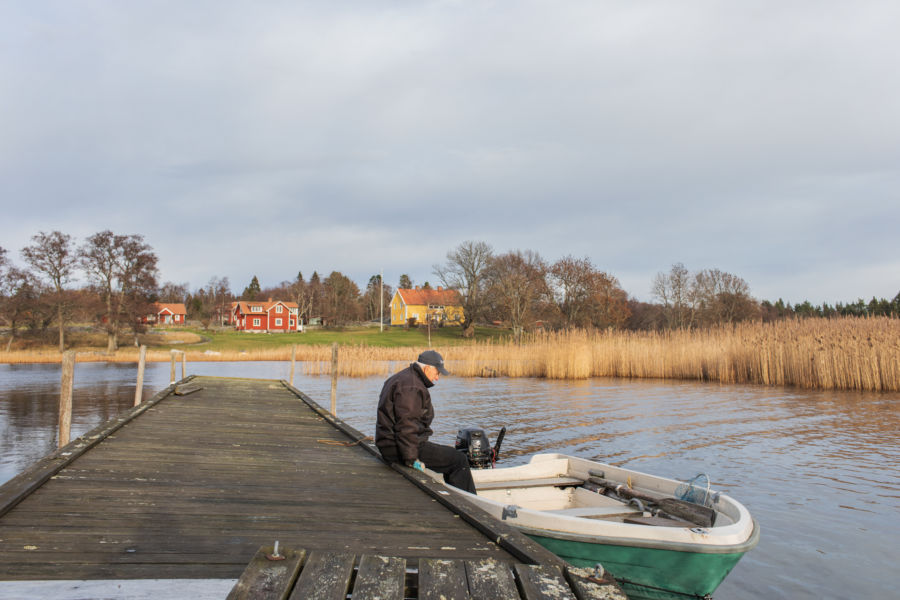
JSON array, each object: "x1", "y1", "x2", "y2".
[{"x1": 0, "y1": 375, "x2": 625, "y2": 598}]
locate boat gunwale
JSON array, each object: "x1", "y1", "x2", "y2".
[{"x1": 518, "y1": 517, "x2": 761, "y2": 555}]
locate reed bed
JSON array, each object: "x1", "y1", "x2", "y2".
[
  {"x1": 1, "y1": 317, "x2": 897, "y2": 391},
  {"x1": 440, "y1": 317, "x2": 899, "y2": 392}
]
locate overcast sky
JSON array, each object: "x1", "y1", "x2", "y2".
[{"x1": 2, "y1": 1, "x2": 898, "y2": 304}]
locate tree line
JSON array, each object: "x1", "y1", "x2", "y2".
[
  {"x1": 156, "y1": 271, "x2": 393, "y2": 330},
  {"x1": 1, "y1": 231, "x2": 156, "y2": 352},
  {"x1": 2, "y1": 233, "x2": 898, "y2": 352}
]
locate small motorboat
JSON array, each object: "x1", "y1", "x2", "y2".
[{"x1": 430, "y1": 449, "x2": 759, "y2": 600}]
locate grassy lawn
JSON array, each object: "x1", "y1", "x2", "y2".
[{"x1": 158, "y1": 325, "x2": 512, "y2": 352}]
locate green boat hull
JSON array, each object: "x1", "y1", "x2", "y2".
[{"x1": 528, "y1": 526, "x2": 758, "y2": 600}]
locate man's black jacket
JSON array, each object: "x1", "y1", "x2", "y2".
[{"x1": 375, "y1": 363, "x2": 434, "y2": 463}]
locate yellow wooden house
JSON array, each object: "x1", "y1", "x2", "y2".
[{"x1": 390, "y1": 287, "x2": 464, "y2": 326}]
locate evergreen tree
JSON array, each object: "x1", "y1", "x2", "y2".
[{"x1": 242, "y1": 275, "x2": 261, "y2": 300}]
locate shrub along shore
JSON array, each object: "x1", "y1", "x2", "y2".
[{"x1": 1, "y1": 317, "x2": 897, "y2": 392}]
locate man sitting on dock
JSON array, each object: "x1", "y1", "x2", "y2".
[{"x1": 375, "y1": 350, "x2": 476, "y2": 494}]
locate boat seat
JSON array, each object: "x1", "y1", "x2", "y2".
[
  {"x1": 476, "y1": 476, "x2": 585, "y2": 491},
  {"x1": 546, "y1": 506, "x2": 640, "y2": 517},
  {"x1": 624, "y1": 515, "x2": 695, "y2": 528}
]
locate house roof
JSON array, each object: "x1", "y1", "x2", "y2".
[
  {"x1": 233, "y1": 299, "x2": 299, "y2": 314},
  {"x1": 153, "y1": 303, "x2": 187, "y2": 315},
  {"x1": 396, "y1": 288, "x2": 461, "y2": 306}
]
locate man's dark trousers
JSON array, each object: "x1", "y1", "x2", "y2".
[{"x1": 380, "y1": 441, "x2": 476, "y2": 494}]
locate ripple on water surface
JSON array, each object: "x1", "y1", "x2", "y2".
[{"x1": 1, "y1": 363, "x2": 898, "y2": 599}]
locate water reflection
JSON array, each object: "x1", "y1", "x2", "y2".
[{"x1": 0, "y1": 362, "x2": 898, "y2": 599}]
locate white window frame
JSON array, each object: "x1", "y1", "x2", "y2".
[
  {"x1": 253, "y1": 318, "x2": 261, "y2": 326},
  {"x1": 275, "y1": 318, "x2": 283, "y2": 326},
  {"x1": 276, "y1": 304, "x2": 283, "y2": 313}
]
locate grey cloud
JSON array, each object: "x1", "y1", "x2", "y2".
[{"x1": 1, "y1": 1, "x2": 898, "y2": 304}]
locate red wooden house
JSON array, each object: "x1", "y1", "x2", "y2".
[
  {"x1": 232, "y1": 299, "x2": 301, "y2": 332},
  {"x1": 145, "y1": 303, "x2": 187, "y2": 325}
]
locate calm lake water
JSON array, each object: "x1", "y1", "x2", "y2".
[{"x1": 1, "y1": 361, "x2": 898, "y2": 599}]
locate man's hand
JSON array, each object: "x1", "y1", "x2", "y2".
[{"x1": 406, "y1": 459, "x2": 425, "y2": 471}]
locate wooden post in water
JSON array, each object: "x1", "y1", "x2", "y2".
[
  {"x1": 170, "y1": 350, "x2": 177, "y2": 384},
  {"x1": 181, "y1": 351, "x2": 186, "y2": 380},
  {"x1": 134, "y1": 345, "x2": 147, "y2": 406},
  {"x1": 330, "y1": 342, "x2": 338, "y2": 415},
  {"x1": 59, "y1": 351, "x2": 76, "y2": 448},
  {"x1": 289, "y1": 345, "x2": 296, "y2": 386}
]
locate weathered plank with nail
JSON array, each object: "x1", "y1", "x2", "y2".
[{"x1": 226, "y1": 545, "x2": 305, "y2": 600}]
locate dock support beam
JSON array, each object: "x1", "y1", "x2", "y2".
[
  {"x1": 134, "y1": 345, "x2": 147, "y2": 406},
  {"x1": 169, "y1": 350, "x2": 186, "y2": 383},
  {"x1": 58, "y1": 351, "x2": 76, "y2": 448},
  {"x1": 331, "y1": 342, "x2": 338, "y2": 415},
  {"x1": 289, "y1": 345, "x2": 296, "y2": 386}
]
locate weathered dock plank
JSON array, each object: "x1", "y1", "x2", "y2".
[
  {"x1": 466, "y1": 558, "x2": 520, "y2": 599},
  {"x1": 0, "y1": 376, "x2": 537, "y2": 581},
  {"x1": 226, "y1": 544, "x2": 305, "y2": 600},
  {"x1": 287, "y1": 551, "x2": 355, "y2": 600},
  {"x1": 352, "y1": 554, "x2": 407, "y2": 599},
  {"x1": 227, "y1": 545, "x2": 628, "y2": 600}
]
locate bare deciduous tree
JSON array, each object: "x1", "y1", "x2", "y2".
[
  {"x1": 433, "y1": 240, "x2": 493, "y2": 337},
  {"x1": 0, "y1": 267, "x2": 40, "y2": 351},
  {"x1": 652, "y1": 262, "x2": 693, "y2": 329},
  {"x1": 80, "y1": 231, "x2": 159, "y2": 352},
  {"x1": 691, "y1": 268, "x2": 757, "y2": 325},
  {"x1": 206, "y1": 276, "x2": 232, "y2": 327},
  {"x1": 21, "y1": 231, "x2": 78, "y2": 352},
  {"x1": 158, "y1": 281, "x2": 190, "y2": 304},
  {"x1": 486, "y1": 250, "x2": 549, "y2": 342},
  {"x1": 549, "y1": 255, "x2": 599, "y2": 327},
  {"x1": 289, "y1": 272, "x2": 313, "y2": 326},
  {"x1": 549, "y1": 256, "x2": 631, "y2": 329},
  {"x1": 591, "y1": 270, "x2": 631, "y2": 329},
  {"x1": 654, "y1": 263, "x2": 758, "y2": 329}
]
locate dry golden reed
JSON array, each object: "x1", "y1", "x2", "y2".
[
  {"x1": 1, "y1": 317, "x2": 897, "y2": 391},
  {"x1": 447, "y1": 317, "x2": 898, "y2": 392}
]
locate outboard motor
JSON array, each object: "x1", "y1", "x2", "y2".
[{"x1": 455, "y1": 426, "x2": 506, "y2": 469}]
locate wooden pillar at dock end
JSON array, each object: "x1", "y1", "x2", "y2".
[
  {"x1": 330, "y1": 342, "x2": 338, "y2": 416},
  {"x1": 289, "y1": 344, "x2": 296, "y2": 386},
  {"x1": 134, "y1": 345, "x2": 147, "y2": 406},
  {"x1": 181, "y1": 351, "x2": 187, "y2": 380},
  {"x1": 59, "y1": 351, "x2": 76, "y2": 448},
  {"x1": 170, "y1": 350, "x2": 177, "y2": 384}
]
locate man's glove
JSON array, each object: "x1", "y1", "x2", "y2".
[{"x1": 406, "y1": 459, "x2": 425, "y2": 471}]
